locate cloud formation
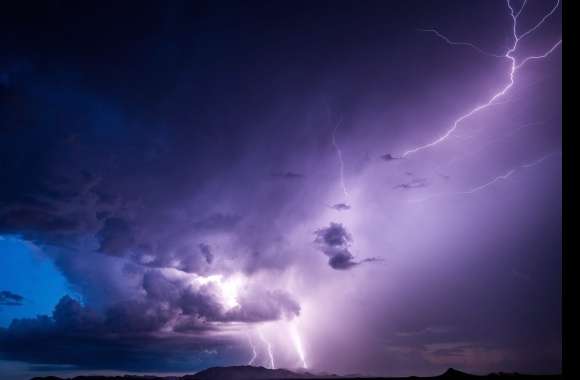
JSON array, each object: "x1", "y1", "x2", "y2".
[
  {"x1": 0, "y1": 275, "x2": 301, "y2": 369},
  {"x1": 0, "y1": 0, "x2": 561, "y2": 376},
  {"x1": 0, "y1": 295, "x2": 239, "y2": 371},
  {"x1": 314, "y1": 223, "x2": 361, "y2": 270},
  {"x1": 0, "y1": 291, "x2": 24, "y2": 306},
  {"x1": 314, "y1": 223, "x2": 381, "y2": 270},
  {"x1": 329, "y1": 203, "x2": 351, "y2": 211}
]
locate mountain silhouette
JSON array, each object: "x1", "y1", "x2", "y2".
[
  {"x1": 192, "y1": 365, "x2": 310, "y2": 380},
  {"x1": 438, "y1": 368, "x2": 474, "y2": 377},
  {"x1": 29, "y1": 365, "x2": 562, "y2": 380}
]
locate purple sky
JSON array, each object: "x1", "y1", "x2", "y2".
[{"x1": 0, "y1": 0, "x2": 561, "y2": 378}]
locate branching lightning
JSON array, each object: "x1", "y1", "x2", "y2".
[
  {"x1": 409, "y1": 151, "x2": 561, "y2": 203},
  {"x1": 258, "y1": 329, "x2": 275, "y2": 369},
  {"x1": 234, "y1": 2, "x2": 561, "y2": 371},
  {"x1": 416, "y1": 28, "x2": 504, "y2": 58},
  {"x1": 402, "y1": 0, "x2": 561, "y2": 157},
  {"x1": 434, "y1": 120, "x2": 545, "y2": 172}
]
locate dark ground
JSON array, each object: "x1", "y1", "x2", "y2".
[{"x1": 30, "y1": 366, "x2": 562, "y2": 380}]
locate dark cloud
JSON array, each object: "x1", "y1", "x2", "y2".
[
  {"x1": 97, "y1": 217, "x2": 134, "y2": 256},
  {"x1": 172, "y1": 316, "x2": 217, "y2": 333},
  {"x1": 314, "y1": 223, "x2": 376, "y2": 270},
  {"x1": 0, "y1": 290, "x2": 24, "y2": 306},
  {"x1": 0, "y1": 256, "x2": 304, "y2": 368},
  {"x1": 393, "y1": 178, "x2": 429, "y2": 190},
  {"x1": 327, "y1": 252, "x2": 359, "y2": 270},
  {"x1": 0, "y1": 295, "x2": 243, "y2": 370},
  {"x1": 199, "y1": 243, "x2": 214, "y2": 265},
  {"x1": 0, "y1": 307, "x2": 238, "y2": 372},
  {"x1": 380, "y1": 153, "x2": 402, "y2": 161},
  {"x1": 174, "y1": 244, "x2": 215, "y2": 275},
  {"x1": 53, "y1": 296, "x2": 103, "y2": 332},
  {"x1": 330, "y1": 203, "x2": 351, "y2": 211},
  {"x1": 178, "y1": 285, "x2": 225, "y2": 321},
  {"x1": 315, "y1": 223, "x2": 352, "y2": 248},
  {"x1": 0, "y1": 206, "x2": 80, "y2": 236},
  {"x1": 270, "y1": 171, "x2": 304, "y2": 179},
  {"x1": 0, "y1": 0, "x2": 562, "y2": 376},
  {"x1": 314, "y1": 223, "x2": 352, "y2": 271},
  {"x1": 0, "y1": 14, "x2": 335, "y2": 372},
  {"x1": 105, "y1": 299, "x2": 175, "y2": 334},
  {"x1": 142, "y1": 270, "x2": 182, "y2": 303}
]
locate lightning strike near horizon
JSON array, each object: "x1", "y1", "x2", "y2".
[
  {"x1": 409, "y1": 151, "x2": 561, "y2": 203},
  {"x1": 258, "y1": 329, "x2": 275, "y2": 369},
  {"x1": 246, "y1": 332, "x2": 257, "y2": 366},
  {"x1": 402, "y1": 0, "x2": 561, "y2": 158},
  {"x1": 289, "y1": 322, "x2": 308, "y2": 369}
]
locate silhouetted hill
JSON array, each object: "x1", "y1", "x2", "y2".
[
  {"x1": 30, "y1": 365, "x2": 562, "y2": 380},
  {"x1": 439, "y1": 368, "x2": 474, "y2": 377},
  {"x1": 191, "y1": 365, "x2": 312, "y2": 380}
]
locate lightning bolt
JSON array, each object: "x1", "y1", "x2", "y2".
[
  {"x1": 289, "y1": 322, "x2": 308, "y2": 369},
  {"x1": 246, "y1": 331, "x2": 257, "y2": 366},
  {"x1": 460, "y1": 169, "x2": 517, "y2": 194},
  {"x1": 258, "y1": 329, "x2": 275, "y2": 369},
  {"x1": 409, "y1": 151, "x2": 561, "y2": 203},
  {"x1": 325, "y1": 100, "x2": 350, "y2": 200},
  {"x1": 520, "y1": 151, "x2": 560, "y2": 168},
  {"x1": 434, "y1": 120, "x2": 545, "y2": 172},
  {"x1": 331, "y1": 118, "x2": 350, "y2": 199},
  {"x1": 416, "y1": 28, "x2": 504, "y2": 58},
  {"x1": 402, "y1": 0, "x2": 561, "y2": 157}
]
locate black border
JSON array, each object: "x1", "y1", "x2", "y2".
[{"x1": 561, "y1": 0, "x2": 574, "y2": 377}]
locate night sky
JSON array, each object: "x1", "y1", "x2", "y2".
[{"x1": 0, "y1": 1, "x2": 561, "y2": 379}]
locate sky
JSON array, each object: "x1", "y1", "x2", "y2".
[
  {"x1": 0, "y1": 237, "x2": 75, "y2": 327},
  {"x1": 0, "y1": 0, "x2": 561, "y2": 379}
]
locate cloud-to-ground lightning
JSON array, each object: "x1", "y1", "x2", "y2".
[
  {"x1": 246, "y1": 331, "x2": 258, "y2": 366},
  {"x1": 289, "y1": 322, "x2": 308, "y2": 369},
  {"x1": 258, "y1": 329, "x2": 275, "y2": 369},
  {"x1": 409, "y1": 151, "x2": 561, "y2": 203},
  {"x1": 402, "y1": 0, "x2": 561, "y2": 158}
]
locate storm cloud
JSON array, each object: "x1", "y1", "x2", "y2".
[
  {"x1": 0, "y1": 295, "x2": 241, "y2": 371},
  {"x1": 0, "y1": 0, "x2": 561, "y2": 377},
  {"x1": 314, "y1": 223, "x2": 369, "y2": 270}
]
